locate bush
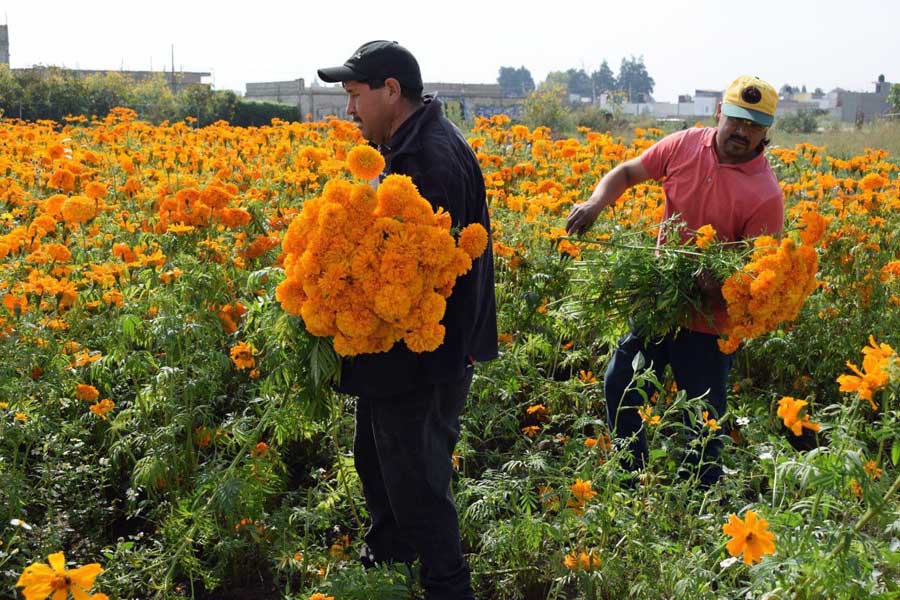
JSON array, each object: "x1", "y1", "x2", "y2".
[
  {"x1": 523, "y1": 83, "x2": 574, "y2": 133},
  {"x1": 232, "y1": 100, "x2": 301, "y2": 127},
  {"x1": 776, "y1": 109, "x2": 819, "y2": 134}
]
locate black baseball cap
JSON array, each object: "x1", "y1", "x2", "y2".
[{"x1": 317, "y1": 40, "x2": 423, "y2": 91}]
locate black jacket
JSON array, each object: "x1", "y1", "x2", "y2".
[{"x1": 337, "y1": 96, "x2": 498, "y2": 398}]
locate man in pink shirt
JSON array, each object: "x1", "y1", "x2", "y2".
[{"x1": 566, "y1": 75, "x2": 783, "y2": 486}]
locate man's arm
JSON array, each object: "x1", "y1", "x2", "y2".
[{"x1": 565, "y1": 156, "x2": 651, "y2": 235}]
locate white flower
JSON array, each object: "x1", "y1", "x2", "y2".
[
  {"x1": 736, "y1": 416, "x2": 750, "y2": 426},
  {"x1": 10, "y1": 518, "x2": 32, "y2": 531},
  {"x1": 720, "y1": 556, "x2": 739, "y2": 568}
]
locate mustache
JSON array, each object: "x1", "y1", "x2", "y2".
[
  {"x1": 353, "y1": 117, "x2": 363, "y2": 124},
  {"x1": 728, "y1": 134, "x2": 749, "y2": 145}
]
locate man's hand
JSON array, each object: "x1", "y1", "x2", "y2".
[
  {"x1": 696, "y1": 269, "x2": 725, "y2": 309},
  {"x1": 565, "y1": 199, "x2": 603, "y2": 236}
]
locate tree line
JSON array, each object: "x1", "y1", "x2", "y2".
[
  {"x1": 0, "y1": 66, "x2": 299, "y2": 126},
  {"x1": 498, "y1": 56, "x2": 655, "y2": 103}
]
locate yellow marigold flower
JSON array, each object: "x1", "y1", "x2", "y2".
[
  {"x1": 722, "y1": 510, "x2": 776, "y2": 564},
  {"x1": 458, "y1": 223, "x2": 488, "y2": 260},
  {"x1": 75, "y1": 384, "x2": 100, "y2": 402},
  {"x1": 346, "y1": 145, "x2": 385, "y2": 180},
  {"x1": 776, "y1": 396, "x2": 820, "y2": 436},
  {"x1": 230, "y1": 341, "x2": 256, "y2": 370},
  {"x1": 16, "y1": 551, "x2": 103, "y2": 600},
  {"x1": 695, "y1": 224, "x2": 717, "y2": 249}
]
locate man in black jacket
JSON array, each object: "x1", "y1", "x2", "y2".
[{"x1": 318, "y1": 40, "x2": 497, "y2": 600}]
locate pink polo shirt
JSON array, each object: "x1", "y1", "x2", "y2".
[{"x1": 639, "y1": 127, "x2": 784, "y2": 334}]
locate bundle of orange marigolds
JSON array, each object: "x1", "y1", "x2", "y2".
[
  {"x1": 717, "y1": 208, "x2": 826, "y2": 354},
  {"x1": 277, "y1": 145, "x2": 488, "y2": 356}
]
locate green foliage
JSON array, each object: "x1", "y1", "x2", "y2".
[
  {"x1": 497, "y1": 66, "x2": 535, "y2": 98},
  {"x1": 0, "y1": 65, "x2": 302, "y2": 126},
  {"x1": 776, "y1": 109, "x2": 820, "y2": 134},
  {"x1": 523, "y1": 83, "x2": 574, "y2": 132},
  {"x1": 616, "y1": 55, "x2": 655, "y2": 103},
  {"x1": 233, "y1": 100, "x2": 301, "y2": 127},
  {"x1": 887, "y1": 83, "x2": 900, "y2": 112}
]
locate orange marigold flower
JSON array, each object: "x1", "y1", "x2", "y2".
[
  {"x1": 458, "y1": 223, "x2": 489, "y2": 260},
  {"x1": 230, "y1": 341, "x2": 257, "y2": 370},
  {"x1": 570, "y1": 478, "x2": 596, "y2": 502},
  {"x1": 90, "y1": 398, "x2": 116, "y2": 419},
  {"x1": 346, "y1": 145, "x2": 385, "y2": 180},
  {"x1": 695, "y1": 224, "x2": 716, "y2": 249},
  {"x1": 75, "y1": 383, "x2": 100, "y2": 402},
  {"x1": 722, "y1": 510, "x2": 776, "y2": 564},
  {"x1": 60, "y1": 195, "x2": 97, "y2": 224},
  {"x1": 48, "y1": 169, "x2": 77, "y2": 192}
]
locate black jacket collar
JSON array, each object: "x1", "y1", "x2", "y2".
[{"x1": 380, "y1": 94, "x2": 441, "y2": 159}]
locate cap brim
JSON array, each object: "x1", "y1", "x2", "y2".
[
  {"x1": 722, "y1": 103, "x2": 774, "y2": 127},
  {"x1": 317, "y1": 65, "x2": 365, "y2": 83}
]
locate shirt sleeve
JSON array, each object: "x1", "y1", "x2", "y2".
[{"x1": 639, "y1": 130, "x2": 688, "y2": 180}]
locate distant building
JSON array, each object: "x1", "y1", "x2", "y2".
[
  {"x1": 244, "y1": 78, "x2": 524, "y2": 121},
  {"x1": 2, "y1": 25, "x2": 209, "y2": 92},
  {"x1": 829, "y1": 75, "x2": 894, "y2": 123}
]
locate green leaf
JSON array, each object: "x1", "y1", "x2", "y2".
[{"x1": 892, "y1": 439, "x2": 900, "y2": 466}]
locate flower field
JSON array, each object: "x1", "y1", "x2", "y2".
[{"x1": 2, "y1": 108, "x2": 899, "y2": 599}]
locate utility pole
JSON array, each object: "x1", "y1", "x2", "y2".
[{"x1": 171, "y1": 44, "x2": 175, "y2": 90}]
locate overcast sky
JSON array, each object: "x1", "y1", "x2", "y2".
[{"x1": 3, "y1": 0, "x2": 898, "y2": 102}]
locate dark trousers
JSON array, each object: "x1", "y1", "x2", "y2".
[
  {"x1": 354, "y1": 367, "x2": 475, "y2": 600},
  {"x1": 603, "y1": 329, "x2": 733, "y2": 485}
]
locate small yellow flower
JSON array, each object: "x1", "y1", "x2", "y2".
[
  {"x1": 702, "y1": 410, "x2": 721, "y2": 431},
  {"x1": 638, "y1": 405, "x2": 660, "y2": 426}
]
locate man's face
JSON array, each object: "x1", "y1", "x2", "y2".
[
  {"x1": 343, "y1": 80, "x2": 392, "y2": 145},
  {"x1": 715, "y1": 104, "x2": 769, "y2": 162}
]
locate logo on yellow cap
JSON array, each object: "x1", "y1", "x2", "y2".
[{"x1": 722, "y1": 75, "x2": 778, "y2": 127}]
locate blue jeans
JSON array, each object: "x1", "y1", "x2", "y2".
[
  {"x1": 354, "y1": 367, "x2": 475, "y2": 600},
  {"x1": 603, "y1": 329, "x2": 733, "y2": 485}
]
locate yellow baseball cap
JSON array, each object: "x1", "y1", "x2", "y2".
[{"x1": 722, "y1": 75, "x2": 778, "y2": 127}]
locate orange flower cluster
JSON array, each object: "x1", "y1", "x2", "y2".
[
  {"x1": 276, "y1": 174, "x2": 488, "y2": 356},
  {"x1": 718, "y1": 236, "x2": 819, "y2": 354},
  {"x1": 563, "y1": 548, "x2": 602, "y2": 571},
  {"x1": 836, "y1": 336, "x2": 896, "y2": 409}
]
